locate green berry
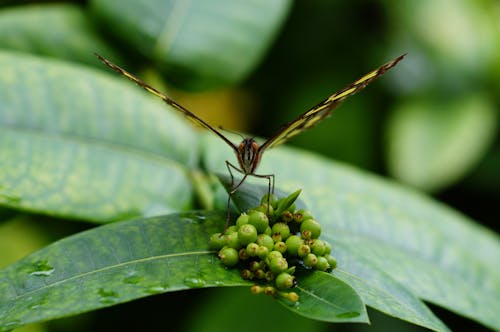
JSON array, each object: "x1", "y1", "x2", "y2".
[
  {"x1": 269, "y1": 257, "x2": 288, "y2": 274},
  {"x1": 241, "y1": 269, "x2": 254, "y2": 279},
  {"x1": 225, "y1": 225, "x2": 238, "y2": 234},
  {"x1": 248, "y1": 260, "x2": 261, "y2": 271},
  {"x1": 280, "y1": 291, "x2": 299, "y2": 302},
  {"x1": 248, "y1": 210, "x2": 269, "y2": 233},
  {"x1": 256, "y1": 234, "x2": 274, "y2": 251},
  {"x1": 285, "y1": 235, "x2": 303, "y2": 256},
  {"x1": 300, "y1": 219, "x2": 321, "y2": 239},
  {"x1": 238, "y1": 224, "x2": 258, "y2": 246},
  {"x1": 281, "y1": 210, "x2": 293, "y2": 223},
  {"x1": 324, "y1": 241, "x2": 332, "y2": 255},
  {"x1": 266, "y1": 250, "x2": 283, "y2": 262},
  {"x1": 297, "y1": 244, "x2": 311, "y2": 258},
  {"x1": 209, "y1": 233, "x2": 225, "y2": 250},
  {"x1": 297, "y1": 209, "x2": 314, "y2": 221},
  {"x1": 264, "y1": 286, "x2": 276, "y2": 296},
  {"x1": 272, "y1": 222, "x2": 290, "y2": 241},
  {"x1": 224, "y1": 232, "x2": 239, "y2": 249},
  {"x1": 315, "y1": 256, "x2": 330, "y2": 271},
  {"x1": 263, "y1": 226, "x2": 272, "y2": 236},
  {"x1": 265, "y1": 271, "x2": 275, "y2": 281},
  {"x1": 238, "y1": 248, "x2": 249, "y2": 260},
  {"x1": 256, "y1": 245, "x2": 269, "y2": 259},
  {"x1": 293, "y1": 211, "x2": 303, "y2": 224},
  {"x1": 255, "y1": 269, "x2": 266, "y2": 279},
  {"x1": 218, "y1": 247, "x2": 239, "y2": 266},
  {"x1": 275, "y1": 272, "x2": 296, "y2": 290},
  {"x1": 326, "y1": 255, "x2": 337, "y2": 269},
  {"x1": 236, "y1": 213, "x2": 249, "y2": 228},
  {"x1": 251, "y1": 285, "x2": 264, "y2": 294},
  {"x1": 311, "y1": 239, "x2": 326, "y2": 256},
  {"x1": 303, "y1": 253, "x2": 318, "y2": 267},
  {"x1": 273, "y1": 241, "x2": 287, "y2": 254},
  {"x1": 246, "y1": 243, "x2": 259, "y2": 257}
]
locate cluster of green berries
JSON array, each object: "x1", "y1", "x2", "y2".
[{"x1": 210, "y1": 190, "x2": 337, "y2": 302}]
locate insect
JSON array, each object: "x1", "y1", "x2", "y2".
[{"x1": 96, "y1": 53, "x2": 405, "y2": 228}]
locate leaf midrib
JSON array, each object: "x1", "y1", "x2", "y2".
[{"x1": 2, "y1": 249, "x2": 215, "y2": 304}]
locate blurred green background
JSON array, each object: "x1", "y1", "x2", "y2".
[{"x1": 0, "y1": 0, "x2": 498, "y2": 331}]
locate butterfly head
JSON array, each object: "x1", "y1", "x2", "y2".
[{"x1": 237, "y1": 138, "x2": 261, "y2": 174}]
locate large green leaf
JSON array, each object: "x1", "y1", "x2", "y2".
[
  {"x1": 0, "y1": 212, "x2": 366, "y2": 329},
  {"x1": 202, "y1": 132, "x2": 500, "y2": 331},
  {"x1": 0, "y1": 51, "x2": 198, "y2": 221},
  {"x1": 386, "y1": 94, "x2": 497, "y2": 192},
  {"x1": 0, "y1": 4, "x2": 123, "y2": 67},
  {"x1": 90, "y1": 0, "x2": 291, "y2": 90}
]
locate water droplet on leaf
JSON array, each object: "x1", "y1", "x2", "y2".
[
  {"x1": 123, "y1": 273, "x2": 143, "y2": 285},
  {"x1": 145, "y1": 285, "x2": 169, "y2": 294},
  {"x1": 29, "y1": 260, "x2": 55, "y2": 276},
  {"x1": 183, "y1": 277, "x2": 206, "y2": 288},
  {"x1": 98, "y1": 288, "x2": 119, "y2": 304}
]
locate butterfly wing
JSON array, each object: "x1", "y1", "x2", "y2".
[
  {"x1": 96, "y1": 54, "x2": 238, "y2": 151},
  {"x1": 258, "y1": 54, "x2": 406, "y2": 153}
]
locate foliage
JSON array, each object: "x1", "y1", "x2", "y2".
[{"x1": 0, "y1": 1, "x2": 499, "y2": 332}]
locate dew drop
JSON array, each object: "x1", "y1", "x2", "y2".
[
  {"x1": 98, "y1": 288, "x2": 119, "y2": 304},
  {"x1": 145, "y1": 285, "x2": 169, "y2": 294},
  {"x1": 183, "y1": 277, "x2": 206, "y2": 288},
  {"x1": 336, "y1": 311, "x2": 361, "y2": 318},
  {"x1": 123, "y1": 273, "x2": 143, "y2": 285},
  {"x1": 29, "y1": 260, "x2": 55, "y2": 277}
]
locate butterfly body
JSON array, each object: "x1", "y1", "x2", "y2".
[
  {"x1": 237, "y1": 138, "x2": 261, "y2": 174},
  {"x1": 96, "y1": 53, "x2": 405, "y2": 227}
]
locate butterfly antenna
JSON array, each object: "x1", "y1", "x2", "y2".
[{"x1": 218, "y1": 126, "x2": 245, "y2": 140}]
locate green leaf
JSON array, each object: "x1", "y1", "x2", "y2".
[
  {"x1": 0, "y1": 51, "x2": 198, "y2": 221},
  {"x1": 386, "y1": 94, "x2": 497, "y2": 192},
  {"x1": 202, "y1": 133, "x2": 500, "y2": 331},
  {"x1": 90, "y1": 0, "x2": 292, "y2": 90},
  {"x1": 0, "y1": 212, "x2": 241, "y2": 330},
  {"x1": 0, "y1": 4, "x2": 123, "y2": 67},
  {"x1": 283, "y1": 271, "x2": 368, "y2": 323},
  {"x1": 0, "y1": 211, "x2": 366, "y2": 329}
]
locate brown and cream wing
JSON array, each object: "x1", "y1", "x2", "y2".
[
  {"x1": 258, "y1": 54, "x2": 406, "y2": 152},
  {"x1": 96, "y1": 54, "x2": 238, "y2": 151}
]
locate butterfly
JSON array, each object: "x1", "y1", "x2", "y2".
[{"x1": 96, "y1": 53, "x2": 405, "y2": 227}]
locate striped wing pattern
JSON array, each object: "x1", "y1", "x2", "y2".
[
  {"x1": 258, "y1": 53, "x2": 406, "y2": 152},
  {"x1": 95, "y1": 54, "x2": 238, "y2": 151}
]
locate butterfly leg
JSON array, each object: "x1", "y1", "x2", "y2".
[
  {"x1": 251, "y1": 173, "x2": 275, "y2": 221},
  {"x1": 224, "y1": 161, "x2": 247, "y2": 231},
  {"x1": 225, "y1": 160, "x2": 238, "y2": 189}
]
